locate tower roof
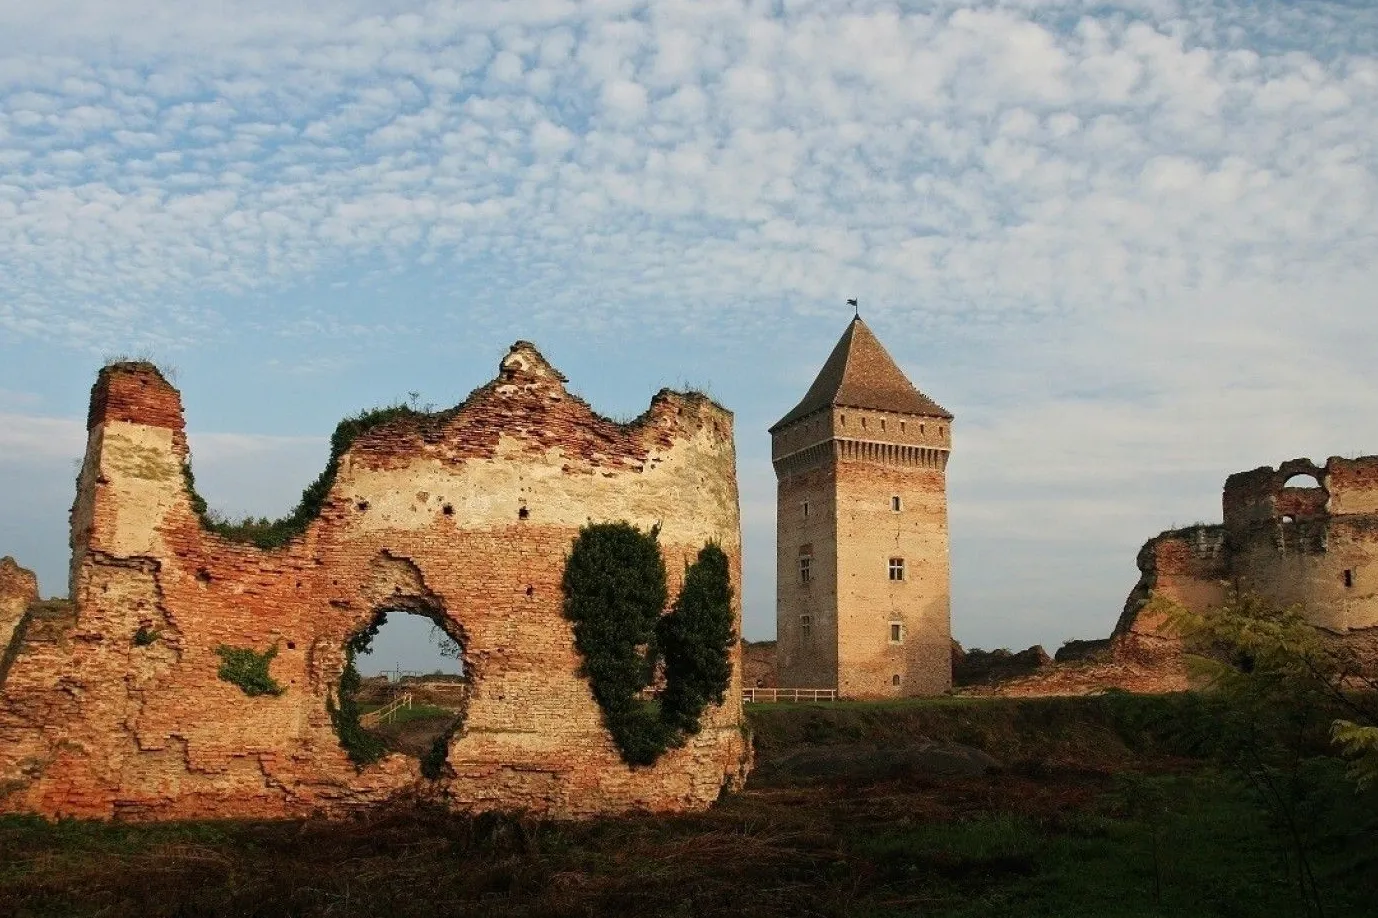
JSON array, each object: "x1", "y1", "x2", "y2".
[{"x1": 770, "y1": 317, "x2": 951, "y2": 432}]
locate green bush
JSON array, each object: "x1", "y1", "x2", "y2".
[
  {"x1": 563, "y1": 522, "x2": 673, "y2": 766},
  {"x1": 132, "y1": 626, "x2": 160, "y2": 647},
  {"x1": 659, "y1": 543, "x2": 735, "y2": 735},
  {"x1": 215, "y1": 645, "x2": 283, "y2": 697},
  {"x1": 562, "y1": 524, "x2": 735, "y2": 766}
]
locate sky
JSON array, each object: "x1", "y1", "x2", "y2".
[{"x1": 1, "y1": 0, "x2": 1377, "y2": 674}]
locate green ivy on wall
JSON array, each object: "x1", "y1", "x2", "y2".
[
  {"x1": 562, "y1": 523, "x2": 735, "y2": 766},
  {"x1": 215, "y1": 645, "x2": 284, "y2": 697}
]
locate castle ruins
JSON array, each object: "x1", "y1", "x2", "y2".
[
  {"x1": 0, "y1": 343, "x2": 750, "y2": 821},
  {"x1": 976, "y1": 456, "x2": 1378, "y2": 696}
]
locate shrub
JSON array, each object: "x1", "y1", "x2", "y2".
[
  {"x1": 563, "y1": 525, "x2": 736, "y2": 765},
  {"x1": 132, "y1": 626, "x2": 160, "y2": 647},
  {"x1": 215, "y1": 645, "x2": 283, "y2": 697},
  {"x1": 562, "y1": 522, "x2": 673, "y2": 765},
  {"x1": 659, "y1": 542, "x2": 735, "y2": 735}
]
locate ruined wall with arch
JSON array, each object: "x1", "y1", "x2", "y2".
[{"x1": 0, "y1": 343, "x2": 748, "y2": 821}]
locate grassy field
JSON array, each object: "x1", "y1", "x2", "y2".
[{"x1": 2, "y1": 694, "x2": 1375, "y2": 917}]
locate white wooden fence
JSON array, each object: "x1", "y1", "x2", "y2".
[{"x1": 741, "y1": 687, "x2": 837, "y2": 703}]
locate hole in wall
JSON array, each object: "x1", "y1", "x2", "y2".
[
  {"x1": 518, "y1": 506, "x2": 530, "y2": 520},
  {"x1": 356, "y1": 500, "x2": 369, "y2": 512},
  {"x1": 442, "y1": 504, "x2": 454, "y2": 516},
  {"x1": 339, "y1": 603, "x2": 469, "y2": 776},
  {"x1": 195, "y1": 568, "x2": 212, "y2": 583},
  {"x1": 1283, "y1": 473, "x2": 1324, "y2": 490}
]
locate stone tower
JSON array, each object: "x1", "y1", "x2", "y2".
[{"x1": 771, "y1": 317, "x2": 953, "y2": 697}]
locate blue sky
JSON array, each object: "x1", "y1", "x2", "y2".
[{"x1": 2, "y1": 0, "x2": 1377, "y2": 674}]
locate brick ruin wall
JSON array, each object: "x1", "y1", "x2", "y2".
[
  {"x1": 0, "y1": 343, "x2": 750, "y2": 821},
  {"x1": 979, "y1": 456, "x2": 1378, "y2": 697}
]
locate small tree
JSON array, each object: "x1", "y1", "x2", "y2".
[
  {"x1": 659, "y1": 543, "x2": 735, "y2": 735},
  {"x1": 562, "y1": 522, "x2": 672, "y2": 765},
  {"x1": 1164, "y1": 592, "x2": 1378, "y2": 916}
]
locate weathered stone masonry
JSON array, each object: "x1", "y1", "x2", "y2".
[
  {"x1": 0, "y1": 343, "x2": 749, "y2": 820},
  {"x1": 980, "y1": 456, "x2": 1378, "y2": 697}
]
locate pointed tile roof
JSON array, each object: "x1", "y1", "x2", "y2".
[{"x1": 770, "y1": 317, "x2": 951, "y2": 432}]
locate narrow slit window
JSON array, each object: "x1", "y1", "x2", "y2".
[
  {"x1": 891, "y1": 495, "x2": 902, "y2": 512},
  {"x1": 880, "y1": 418, "x2": 886, "y2": 431},
  {"x1": 891, "y1": 674, "x2": 901, "y2": 686},
  {"x1": 889, "y1": 623, "x2": 902, "y2": 643},
  {"x1": 800, "y1": 614, "x2": 812, "y2": 639},
  {"x1": 1344, "y1": 569, "x2": 1354, "y2": 588},
  {"x1": 888, "y1": 558, "x2": 905, "y2": 581},
  {"x1": 802, "y1": 500, "x2": 810, "y2": 519},
  {"x1": 900, "y1": 421, "x2": 906, "y2": 433}
]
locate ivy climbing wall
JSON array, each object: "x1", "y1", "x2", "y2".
[{"x1": 0, "y1": 344, "x2": 748, "y2": 820}]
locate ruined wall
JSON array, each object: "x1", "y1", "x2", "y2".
[
  {"x1": 740, "y1": 640, "x2": 778, "y2": 689},
  {"x1": 1223, "y1": 458, "x2": 1378, "y2": 633},
  {"x1": 0, "y1": 557, "x2": 37, "y2": 673},
  {"x1": 0, "y1": 344, "x2": 749, "y2": 821},
  {"x1": 987, "y1": 456, "x2": 1378, "y2": 698}
]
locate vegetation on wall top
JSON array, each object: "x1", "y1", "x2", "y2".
[{"x1": 182, "y1": 403, "x2": 444, "y2": 549}]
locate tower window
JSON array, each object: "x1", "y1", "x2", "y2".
[
  {"x1": 860, "y1": 416, "x2": 867, "y2": 429},
  {"x1": 840, "y1": 414, "x2": 846, "y2": 426},
  {"x1": 800, "y1": 614, "x2": 812, "y2": 639},
  {"x1": 802, "y1": 500, "x2": 809, "y2": 519},
  {"x1": 888, "y1": 558, "x2": 905, "y2": 581},
  {"x1": 1344, "y1": 569, "x2": 1354, "y2": 588},
  {"x1": 900, "y1": 421, "x2": 906, "y2": 433},
  {"x1": 891, "y1": 495, "x2": 902, "y2": 512},
  {"x1": 799, "y1": 556, "x2": 812, "y2": 584},
  {"x1": 891, "y1": 674, "x2": 901, "y2": 686},
  {"x1": 889, "y1": 622, "x2": 903, "y2": 643},
  {"x1": 880, "y1": 418, "x2": 886, "y2": 431}
]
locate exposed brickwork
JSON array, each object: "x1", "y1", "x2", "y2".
[
  {"x1": 0, "y1": 557, "x2": 39, "y2": 680},
  {"x1": 773, "y1": 318, "x2": 953, "y2": 698},
  {"x1": 0, "y1": 344, "x2": 749, "y2": 821},
  {"x1": 741, "y1": 640, "x2": 777, "y2": 689},
  {"x1": 985, "y1": 455, "x2": 1378, "y2": 697}
]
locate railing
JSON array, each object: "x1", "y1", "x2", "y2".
[
  {"x1": 360, "y1": 692, "x2": 412, "y2": 727},
  {"x1": 742, "y1": 687, "x2": 837, "y2": 703}
]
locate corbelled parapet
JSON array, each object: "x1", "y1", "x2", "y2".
[{"x1": 1, "y1": 344, "x2": 748, "y2": 821}]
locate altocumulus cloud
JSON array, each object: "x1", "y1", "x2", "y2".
[{"x1": 1, "y1": 0, "x2": 1377, "y2": 650}]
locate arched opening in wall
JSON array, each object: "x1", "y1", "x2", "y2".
[
  {"x1": 1283, "y1": 473, "x2": 1324, "y2": 490},
  {"x1": 329, "y1": 555, "x2": 469, "y2": 777}
]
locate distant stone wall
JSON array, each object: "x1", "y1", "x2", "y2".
[
  {"x1": 741, "y1": 639, "x2": 777, "y2": 689},
  {"x1": 982, "y1": 456, "x2": 1378, "y2": 698},
  {"x1": 0, "y1": 557, "x2": 38, "y2": 682},
  {"x1": 0, "y1": 344, "x2": 749, "y2": 821}
]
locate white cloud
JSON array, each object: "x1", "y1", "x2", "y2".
[{"x1": 1, "y1": 0, "x2": 1377, "y2": 650}]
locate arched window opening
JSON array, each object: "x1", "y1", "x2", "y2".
[
  {"x1": 1282, "y1": 473, "x2": 1323, "y2": 490},
  {"x1": 330, "y1": 560, "x2": 469, "y2": 777}
]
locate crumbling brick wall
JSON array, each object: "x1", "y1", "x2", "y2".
[
  {"x1": 0, "y1": 557, "x2": 39, "y2": 684},
  {"x1": 981, "y1": 456, "x2": 1378, "y2": 698},
  {"x1": 0, "y1": 343, "x2": 749, "y2": 821}
]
